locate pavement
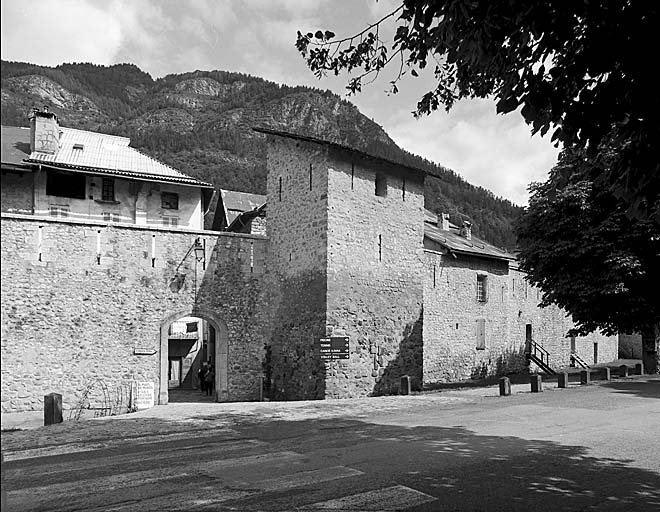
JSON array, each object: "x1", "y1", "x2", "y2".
[{"x1": 1, "y1": 373, "x2": 659, "y2": 511}]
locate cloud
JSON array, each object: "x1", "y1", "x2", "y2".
[
  {"x1": 386, "y1": 99, "x2": 560, "y2": 205},
  {"x1": 1, "y1": 0, "x2": 122, "y2": 66}
]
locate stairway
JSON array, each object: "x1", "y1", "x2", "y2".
[
  {"x1": 570, "y1": 352, "x2": 590, "y2": 369},
  {"x1": 526, "y1": 339, "x2": 556, "y2": 375}
]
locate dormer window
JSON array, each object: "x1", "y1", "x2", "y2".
[{"x1": 73, "y1": 143, "x2": 84, "y2": 150}]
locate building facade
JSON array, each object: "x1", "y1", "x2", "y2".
[{"x1": 1, "y1": 123, "x2": 620, "y2": 414}]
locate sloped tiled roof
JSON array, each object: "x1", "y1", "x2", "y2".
[
  {"x1": 24, "y1": 126, "x2": 212, "y2": 188},
  {"x1": 1, "y1": 126, "x2": 32, "y2": 167},
  {"x1": 221, "y1": 189, "x2": 267, "y2": 225},
  {"x1": 424, "y1": 212, "x2": 514, "y2": 261}
]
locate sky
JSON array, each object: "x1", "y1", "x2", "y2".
[{"x1": 0, "y1": 0, "x2": 561, "y2": 206}]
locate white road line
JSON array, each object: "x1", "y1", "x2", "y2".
[
  {"x1": 301, "y1": 484, "x2": 437, "y2": 510},
  {"x1": 250, "y1": 465, "x2": 363, "y2": 491}
]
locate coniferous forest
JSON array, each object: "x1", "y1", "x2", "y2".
[{"x1": 1, "y1": 60, "x2": 522, "y2": 248}]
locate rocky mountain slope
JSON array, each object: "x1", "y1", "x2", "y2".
[{"x1": 1, "y1": 61, "x2": 521, "y2": 248}]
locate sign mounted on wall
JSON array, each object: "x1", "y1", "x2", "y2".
[
  {"x1": 318, "y1": 336, "x2": 350, "y2": 360},
  {"x1": 132, "y1": 381, "x2": 155, "y2": 410},
  {"x1": 134, "y1": 347, "x2": 157, "y2": 356}
]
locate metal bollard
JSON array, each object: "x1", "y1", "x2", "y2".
[
  {"x1": 44, "y1": 392, "x2": 63, "y2": 426},
  {"x1": 400, "y1": 375, "x2": 411, "y2": 395},
  {"x1": 499, "y1": 376, "x2": 511, "y2": 396},
  {"x1": 557, "y1": 371, "x2": 569, "y2": 388},
  {"x1": 530, "y1": 374, "x2": 543, "y2": 393},
  {"x1": 580, "y1": 369, "x2": 590, "y2": 385}
]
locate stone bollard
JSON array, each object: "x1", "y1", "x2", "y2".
[
  {"x1": 619, "y1": 365, "x2": 629, "y2": 377},
  {"x1": 499, "y1": 377, "x2": 511, "y2": 396},
  {"x1": 400, "y1": 375, "x2": 411, "y2": 395},
  {"x1": 44, "y1": 392, "x2": 63, "y2": 426},
  {"x1": 530, "y1": 374, "x2": 543, "y2": 393},
  {"x1": 557, "y1": 371, "x2": 569, "y2": 388},
  {"x1": 580, "y1": 369, "x2": 590, "y2": 385},
  {"x1": 635, "y1": 363, "x2": 643, "y2": 375},
  {"x1": 602, "y1": 367, "x2": 611, "y2": 381}
]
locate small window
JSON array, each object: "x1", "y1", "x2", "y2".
[
  {"x1": 162, "y1": 216, "x2": 179, "y2": 227},
  {"x1": 46, "y1": 171, "x2": 85, "y2": 199},
  {"x1": 477, "y1": 274, "x2": 488, "y2": 302},
  {"x1": 102, "y1": 178, "x2": 115, "y2": 201},
  {"x1": 50, "y1": 206, "x2": 70, "y2": 218},
  {"x1": 161, "y1": 192, "x2": 179, "y2": 210},
  {"x1": 375, "y1": 173, "x2": 387, "y2": 197}
]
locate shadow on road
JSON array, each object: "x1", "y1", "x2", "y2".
[
  {"x1": 602, "y1": 378, "x2": 660, "y2": 399},
  {"x1": 3, "y1": 407, "x2": 660, "y2": 511}
]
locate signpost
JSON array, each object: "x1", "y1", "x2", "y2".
[{"x1": 318, "y1": 336, "x2": 350, "y2": 360}]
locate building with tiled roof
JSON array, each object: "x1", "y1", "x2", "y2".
[{"x1": 1, "y1": 109, "x2": 213, "y2": 229}]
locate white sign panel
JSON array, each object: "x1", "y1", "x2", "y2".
[{"x1": 133, "y1": 381, "x2": 155, "y2": 410}]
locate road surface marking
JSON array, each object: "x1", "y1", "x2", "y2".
[
  {"x1": 250, "y1": 465, "x2": 363, "y2": 491},
  {"x1": 301, "y1": 484, "x2": 437, "y2": 510}
]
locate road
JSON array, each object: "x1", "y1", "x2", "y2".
[{"x1": 2, "y1": 376, "x2": 659, "y2": 511}]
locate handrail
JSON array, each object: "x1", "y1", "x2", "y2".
[
  {"x1": 528, "y1": 339, "x2": 550, "y2": 366},
  {"x1": 571, "y1": 353, "x2": 590, "y2": 369}
]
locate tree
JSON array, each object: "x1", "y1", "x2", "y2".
[
  {"x1": 296, "y1": 1, "x2": 659, "y2": 220},
  {"x1": 516, "y1": 147, "x2": 660, "y2": 373}
]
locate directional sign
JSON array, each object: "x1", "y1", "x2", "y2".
[{"x1": 318, "y1": 336, "x2": 350, "y2": 360}]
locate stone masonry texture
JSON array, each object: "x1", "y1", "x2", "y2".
[{"x1": 1, "y1": 214, "x2": 270, "y2": 413}]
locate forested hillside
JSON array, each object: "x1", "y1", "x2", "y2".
[{"x1": 1, "y1": 60, "x2": 521, "y2": 248}]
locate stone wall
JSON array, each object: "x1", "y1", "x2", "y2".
[
  {"x1": 265, "y1": 135, "x2": 329, "y2": 400},
  {"x1": 1, "y1": 214, "x2": 270, "y2": 413},
  {"x1": 325, "y1": 148, "x2": 425, "y2": 396},
  {"x1": 423, "y1": 250, "x2": 618, "y2": 384},
  {"x1": 423, "y1": 250, "x2": 522, "y2": 383}
]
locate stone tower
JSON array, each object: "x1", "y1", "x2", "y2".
[{"x1": 258, "y1": 128, "x2": 426, "y2": 399}]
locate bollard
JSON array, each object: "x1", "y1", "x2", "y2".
[
  {"x1": 619, "y1": 365, "x2": 629, "y2": 377},
  {"x1": 557, "y1": 371, "x2": 569, "y2": 388},
  {"x1": 499, "y1": 376, "x2": 511, "y2": 396},
  {"x1": 580, "y1": 369, "x2": 590, "y2": 385},
  {"x1": 400, "y1": 375, "x2": 411, "y2": 395},
  {"x1": 635, "y1": 363, "x2": 643, "y2": 375},
  {"x1": 258, "y1": 376, "x2": 264, "y2": 402},
  {"x1": 44, "y1": 392, "x2": 63, "y2": 426},
  {"x1": 602, "y1": 367, "x2": 611, "y2": 381},
  {"x1": 530, "y1": 374, "x2": 543, "y2": 393}
]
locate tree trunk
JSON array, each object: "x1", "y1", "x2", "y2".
[{"x1": 641, "y1": 322, "x2": 660, "y2": 374}]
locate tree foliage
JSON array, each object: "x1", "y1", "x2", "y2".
[
  {"x1": 516, "y1": 147, "x2": 659, "y2": 369},
  {"x1": 297, "y1": 1, "x2": 659, "y2": 219}
]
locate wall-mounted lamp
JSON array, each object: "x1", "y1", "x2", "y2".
[{"x1": 169, "y1": 237, "x2": 206, "y2": 302}]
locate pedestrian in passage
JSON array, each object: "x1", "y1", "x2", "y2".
[
  {"x1": 205, "y1": 365, "x2": 215, "y2": 396},
  {"x1": 198, "y1": 363, "x2": 207, "y2": 394}
]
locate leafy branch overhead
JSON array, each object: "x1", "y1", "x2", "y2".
[{"x1": 296, "y1": 0, "x2": 659, "y2": 220}]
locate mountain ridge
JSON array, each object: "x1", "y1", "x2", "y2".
[{"x1": 1, "y1": 60, "x2": 521, "y2": 248}]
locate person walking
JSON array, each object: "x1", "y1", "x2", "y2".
[
  {"x1": 205, "y1": 365, "x2": 215, "y2": 396},
  {"x1": 198, "y1": 363, "x2": 207, "y2": 394}
]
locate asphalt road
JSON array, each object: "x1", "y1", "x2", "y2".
[{"x1": 2, "y1": 376, "x2": 659, "y2": 511}]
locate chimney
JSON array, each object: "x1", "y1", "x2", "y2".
[
  {"x1": 460, "y1": 220, "x2": 472, "y2": 240},
  {"x1": 29, "y1": 106, "x2": 60, "y2": 154},
  {"x1": 441, "y1": 212, "x2": 450, "y2": 231}
]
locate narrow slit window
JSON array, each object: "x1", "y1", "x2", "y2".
[
  {"x1": 351, "y1": 163, "x2": 354, "y2": 190},
  {"x1": 279, "y1": 176, "x2": 282, "y2": 202},
  {"x1": 402, "y1": 177, "x2": 406, "y2": 201},
  {"x1": 309, "y1": 163, "x2": 312, "y2": 191},
  {"x1": 378, "y1": 234, "x2": 382, "y2": 262}
]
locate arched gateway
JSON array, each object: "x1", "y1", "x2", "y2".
[{"x1": 159, "y1": 308, "x2": 229, "y2": 404}]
